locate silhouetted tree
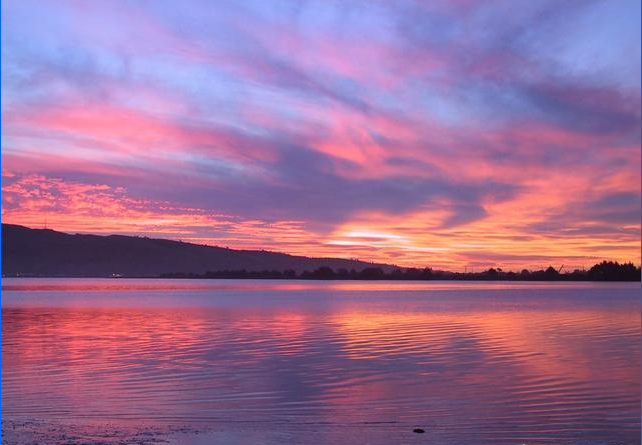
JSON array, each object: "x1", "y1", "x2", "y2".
[
  {"x1": 311, "y1": 266, "x2": 335, "y2": 279},
  {"x1": 336, "y1": 268, "x2": 349, "y2": 279},
  {"x1": 359, "y1": 267, "x2": 385, "y2": 280},
  {"x1": 588, "y1": 261, "x2": 641, "y2": 281},
  {"x1": 544, "y1": 266, "x2": 559, "y2": 280},
  {"x1": 404, "y1": 268, "x2": 421, "y2": 280},
  {"x1": 159, "y1": 260, "x2": 640, "y2": 281}
]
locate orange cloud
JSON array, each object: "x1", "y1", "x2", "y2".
[{"x1": 2, "y1": 170, "x2": 640, "y2": 269}]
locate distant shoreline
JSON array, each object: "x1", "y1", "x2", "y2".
[
  {"x1": 4, "y1": 225, "x2": 640, "y2": 281},
  {"x1": 155, "y1": 260, "x2": 642, "y2": 282},
  {"x1": 3, "y1": 261, "x2": 640, "y2": 282}
]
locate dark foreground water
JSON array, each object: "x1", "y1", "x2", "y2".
[{"x1": 1, "y1": 279, "x2": 640, "y2": 445}]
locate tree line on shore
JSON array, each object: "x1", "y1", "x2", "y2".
[{"x1": 160, "y1": 260, "x2": 640, "y2": 281}]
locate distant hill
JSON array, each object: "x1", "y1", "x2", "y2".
[{"x1": 1, "y1": 224, "x2": 395, "y2": 277}]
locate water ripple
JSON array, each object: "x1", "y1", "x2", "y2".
[{"x1": 2, "y1": 279, "x2": 640, "y2": 444}]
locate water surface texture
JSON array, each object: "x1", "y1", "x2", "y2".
[{"x1": 2, "y1": 279, "x2": 640, "y2": 444}]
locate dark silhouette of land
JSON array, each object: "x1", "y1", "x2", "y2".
[
  {"x1": 161, "y1": 262, "x2": 640, "y2": 281},
  {"x1": 1, "y1": 224, "x2": 394, "y2": 277},
  {"x1": 2, "y1": 224, "x2": 639, "y2": 281}
]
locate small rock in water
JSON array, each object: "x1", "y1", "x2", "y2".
[{"x1": 413, "y1": 428, "x2": 425, "y2": 434}]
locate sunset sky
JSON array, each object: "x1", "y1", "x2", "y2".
[{"x1": 1, "y1": 0, "x2": 640, "y2": 270}]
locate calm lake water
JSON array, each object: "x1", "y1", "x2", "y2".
[{"x1": 2, "y1": 279, "x2": 640, "y2": 444}]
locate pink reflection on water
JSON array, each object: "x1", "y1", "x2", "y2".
[{"x1": 1, "y1": 280, "x2": 640, "y2": 444}]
